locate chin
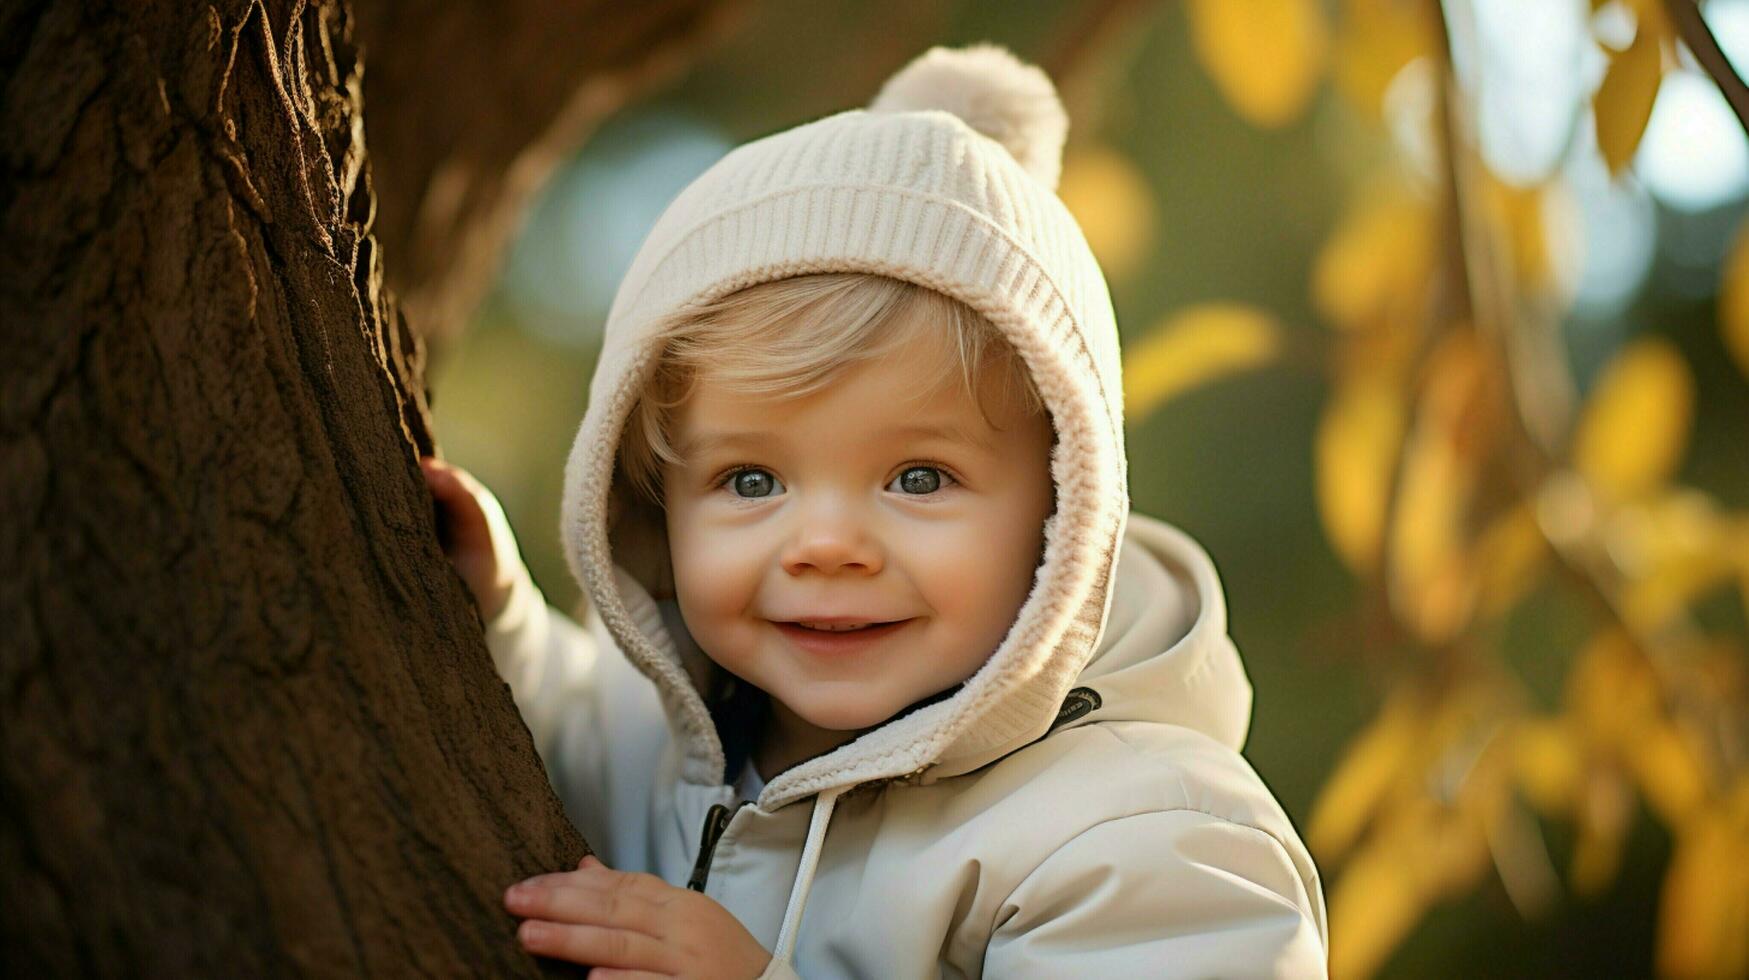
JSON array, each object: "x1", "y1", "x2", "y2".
[{"x1": 787, "y1": 696, "x2": 902, "y2": 734}]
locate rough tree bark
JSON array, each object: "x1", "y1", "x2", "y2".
[{"x1": 0, "y1": 0, "x2": 730, "y2": 974}]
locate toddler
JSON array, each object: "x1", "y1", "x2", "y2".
[{"x1": 425, "y1": 43, "x2": 1327, "y2": 978}]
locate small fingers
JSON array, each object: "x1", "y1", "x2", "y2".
[
  {"x1": 506, "y1": 881, "x2": 664, "y2": 938},
  {"x1": 516, "y1": 919, "x2": 671, "y2": 971},
  {"x1": 572, "y1": 862, "x2": 683, "y2": 905},
  {"x1": 421, "y1": 466, "x2": 510, "y2": 613}
]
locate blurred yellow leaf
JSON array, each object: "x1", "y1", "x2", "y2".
[
  {"x1": 1389, "y1": 431, "x2": 1474, "y2": 643},
  {"x1": 1572, "y1": 338, "x2": 1693, "y2": 501},
  {"x1": 1475, "y1": 503, "x2": 1547, "y2": 617},
  {"x1": 1534, "y1": 470, "x2": 1603, "y2": 555},
  {"x1": 1479, "y1": 176, "x2": 1561, "y2": 296},
  {"x1": 1479, "y1": 792, "x2": 1562, "y2": 918},
  {"x1": 1123, "y1": 303, "x2": 1281, "y2": 421},
  {"x1": 1057, "y1": 146, "x2": 1157, "y2": 282},
  {"x1": 1309, "y1": 690, "x2": 1422, "y2": 861},
  {"x1": 1690, "y1": 641, "x2": 1749, "y2": 726},
  {"x1": 1425, "y1": 805, "x2": 1494, "y2": 899},
  {"x1": 1320, "y1": 691, "x2": 1505, "y2": 977},
  {"x1": 1331, "y1": 0, "x2": 1434, "y2": 119},
  {"x1": 1438, "y1": 750, "x2": 1505, "y2": 898},
  {"x1": 1312, "y1": 183, "x2": 1435, "y2": 333},
  {"x1": 1610, "y1": 491, "x2": 1738, "y2": 631},
  {"x1": 1733, "y1": 775, "x2": 1749, "y2": 819},
  {"x1": 1327, "y1": 834, "x2": 1423, "y2": 980},
  {"x1": 1316, "y1": 377, "x2": 1405, "y2": 573},
  {"x1": 1657, "y1": 805, "x2": 1749, "y2": 979},
  {"x1": 1572, "y1": 767, "x2": 1634, "y2": 896},
  {"x1": 1567, "y1": 630, "x2": 1659, "y2": 750},
  {"x1": 1717, "y1": 216, "x2": 1749, "y2": 380},
  {"x1": 1329, "y1": 797, "x2": 1491, "y2": 980},
  {"x1": 1388, "y1": 336, "x2": 1487, "y2": 644},
  {"x1": 1511, "y1": 716, "x2": 1586, "y2": 817},
  {"x1": 1625, "y1": 0, "x2": 1674, "y2": 41},
  {"x1": 1624, "y1": 718, "x2": 1713, "y2": 827},
  {"x1": 1593, "y1": 18, "x2": 1664, "y2": 175},
  {"x1": 1186, "y1": 0, "x2": 1330, "y2": 128}
]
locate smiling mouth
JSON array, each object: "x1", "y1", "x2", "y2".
[
  {"x1": 785, "y1": 620, "x2": 905, "y2": 633},
  {"x1": 771, "y1": 619, "x2": 916, "y2": 651}
]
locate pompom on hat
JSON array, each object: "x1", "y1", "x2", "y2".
[
  {"x1": 868, "y1": 42, "x2": 1070, "y2": 190},
  {"x1": 559, "y1": 43, "x2": 1131, "y2": 804}
]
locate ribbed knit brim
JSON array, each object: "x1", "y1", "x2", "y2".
[{"x1": 560, "y1": 103, "x2": 1129, "y2": 807}]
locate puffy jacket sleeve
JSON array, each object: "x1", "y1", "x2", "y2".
[
  {"x1": 482, "y1": 560, "x2": 633, "y2": 833},
  {"x1": 484, "y1": 562, "x2": 596, "y2": 755},
  {"x1": 984, "y1": 808, "x2": 1328, "y2": 979},
  {"x1": 484, "y1": 557, "x2": 675, "y2": 869}
]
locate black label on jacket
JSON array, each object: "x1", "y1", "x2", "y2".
[{"x1": 1050, "y1": 687, "x2": 1103, "y2": 732}]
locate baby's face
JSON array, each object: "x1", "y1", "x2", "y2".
[{"x1": 661, "y1": 328, "x2": 1055, "y2": 745}]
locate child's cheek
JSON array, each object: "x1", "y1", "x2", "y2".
[
  {"x1": 670, "y1": 520, "x2": 755, "y2": 596},
  {"x1": 910, "y1": 503, "x2": 1045, "y2": 645},
  {"x1": 668, "y1": 512, "x2": 768, "y2": 652}
]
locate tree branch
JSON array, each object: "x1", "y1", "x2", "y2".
[
  {"x1": 1663, "y1": 0, "x2": 1749, "y2": 137},
  {"x1": 355, "y1": 0, "x2": 752, "y2": 343}
]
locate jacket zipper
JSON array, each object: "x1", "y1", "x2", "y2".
[{"x1": 687, "y1": 800, "x2": 753, "y2": 892}]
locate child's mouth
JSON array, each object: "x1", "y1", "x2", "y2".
[
  {"x1": 791, "y1": 621, "x2": 894, "y2": 632},
  {"x1": 773, "y1": 619, "x2": 913, "y2": 651}
]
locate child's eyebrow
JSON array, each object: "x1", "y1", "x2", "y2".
[
  {"x1": 675, "y1": 422, "x2": 994, "y2": 457},
  {"x1": 674, "y1": 430, "x2": 770, "y2": 458},
  {"x1": 884, "y1": 422, "x2": 995, "y2": 453}
]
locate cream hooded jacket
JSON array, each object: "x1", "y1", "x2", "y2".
[
  {"x1": 486, "y1": 44, "x2": 1327, "y2": 978},
  {"x1": 487, "y1": 517, "x2": 1327, "y2": 978}
]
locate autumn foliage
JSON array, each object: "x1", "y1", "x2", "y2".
[{"x1": 1058, "y1": 1, "x2": 1749, "y2": 977}]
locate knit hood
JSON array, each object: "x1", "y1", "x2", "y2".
[{"x1": 559, "y1": 45, "x2": 1147, "y2": 812}]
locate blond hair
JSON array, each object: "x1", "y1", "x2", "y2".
[{"x1": 619, "y1": 272, "x2": 1046, "y2": 505}]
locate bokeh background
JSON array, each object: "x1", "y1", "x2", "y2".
[{"x1": 428, "y1": 1, "x2": 1749, "y2": 976}]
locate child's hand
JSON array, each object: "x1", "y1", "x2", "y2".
[
  {"x1": 505, "y1": 855, "x2": 772, "y2": 978},
  {"x1": 420, "y1": 456, "x2": 519, "y2": 622}
]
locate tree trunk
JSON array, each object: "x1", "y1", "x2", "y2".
[{"x1": 0, "y1": 0, "x2": 724, "y2": 973}]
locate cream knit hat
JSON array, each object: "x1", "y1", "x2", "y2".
[{"x1": 559, "y1": 43, "x2": 1129, "y2": 806}]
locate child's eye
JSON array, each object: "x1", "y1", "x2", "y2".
[
  {"x1": 723, "y1": 467, "x2": 784, "y2": 499},
  {"x1": 888, "y1": 465, "x2": 955, "y2": 495}
]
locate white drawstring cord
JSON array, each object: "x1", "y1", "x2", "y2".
[{"x1": 770, "y1": 785, "x2": 848, "y2": 965}]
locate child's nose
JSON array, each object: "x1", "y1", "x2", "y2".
[{"x1": 779, "y1": 505, "x2": 883, "y2": 576}]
